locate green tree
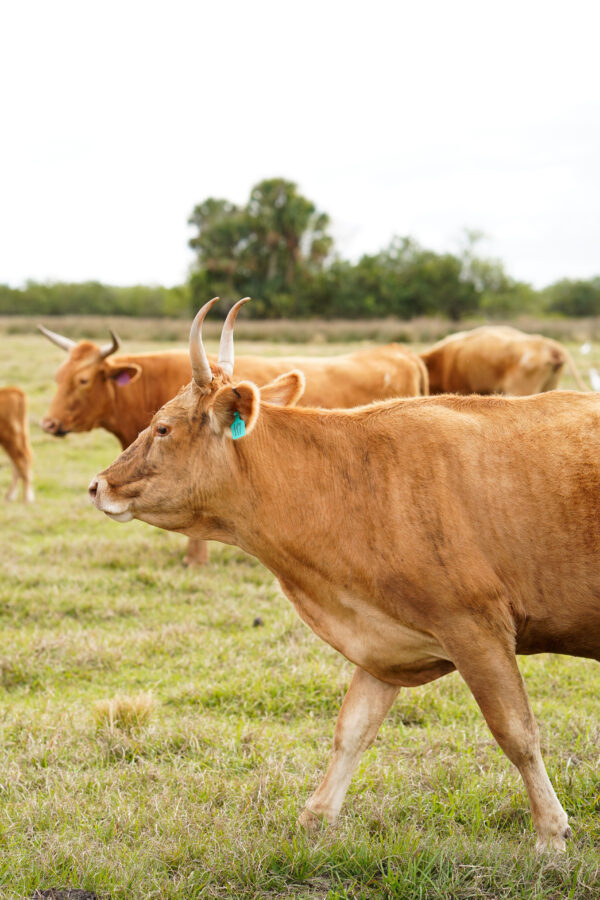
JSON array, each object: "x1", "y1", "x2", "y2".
[
  {"x1": 246, "y1": 178, "x2": 332, "y2": 289},
  {"x1": 457, "y1": 229, "x2": 541, "y2": 318},
  {"x1": 334, "y1": 237, "x2": 481, "y2": 321},
  {"x1": 188, "y1": 179, "x2": 333, "y2": 316},
  {"x1": 543, "y1": 278, "x2": 600, "y2": 316},
  {"x1": 458, "y1": 230, "x2": 511, "y2": 294}
]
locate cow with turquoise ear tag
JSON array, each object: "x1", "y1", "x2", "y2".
[{"x1": 89, "y1": 296, "x2": 600, "y2": 853}]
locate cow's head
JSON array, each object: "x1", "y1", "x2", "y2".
[
  {"x1": 88, "y1": 298, "x2": 304, "y2": 535},
  {"x1": 39, "y1": 326, "x2": 141, "y2": 436}
]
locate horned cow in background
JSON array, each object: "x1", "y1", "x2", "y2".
[
  {"x1": 38, "y1": 325, "x2": 190, "y2": 448},
  {"x1": 0, "y1": 387, "x2": 34, "y2": 503},
  {"x1": 421, "y1": 325, "x2": 587, "y2": 395},
  {"x1": 90, "y1": 298, "x2": 600, "y2": 850}
]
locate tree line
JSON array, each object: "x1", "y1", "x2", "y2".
[{"x1": 2, "y1": 178, "x2": 600, "y2": 320}]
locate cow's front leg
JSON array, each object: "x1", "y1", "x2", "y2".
[{"x1": 299, "y1": 666, "x2": 399, "y2": 829}]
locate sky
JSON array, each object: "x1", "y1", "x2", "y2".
[{"x1": 1, "y1": 0, "x2": 599, "y2": 291}]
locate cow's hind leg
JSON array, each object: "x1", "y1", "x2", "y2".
[
  {"x1": 449, "y1": 631, "x2": 570, "y2": 850},
  {"x1": 12, "y1": 450, "x2": 34, "y2": 503},
  {"x1": 5, "y1": 461, "x2": 20, "y2": 502},
  {"x1": 3, "y1": 430, "x2": 34, "y2": 503},
  {"x1": 299, "y1": 666, "x2": 399, "y2": 829}
]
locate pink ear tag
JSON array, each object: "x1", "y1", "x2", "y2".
[{"x1": 116, "y1": 372, "x2": 132, "y2": 386}]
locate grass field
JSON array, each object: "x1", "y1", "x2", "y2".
[{"x1": 0, "y1": 330, "x2": 598, "y2": 899}]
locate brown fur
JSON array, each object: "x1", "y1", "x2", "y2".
[
  {"x1": 91, "y1": 367, "x2": 600, "y2": 848},
  {"x1": 421, "y1": 325, "x2": 587, "y2": 394},
  {"x1": 0, "y1": 387, "x2": 34, "y2": 502}
]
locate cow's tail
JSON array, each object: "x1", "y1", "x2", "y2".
[
  {"x1": 16, "y1": 390, "x2": 33, "y2": 461},
  {"x1": 562, "y1": 348, "x2": 588, "y2": 391}
]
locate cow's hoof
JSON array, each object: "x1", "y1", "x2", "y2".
[
  {"x1": 298, "y1": 808, "x2": 327, "y2": 832},
  {"x1": 535, "y1": 825, "x2": 572, "y2": 853}
]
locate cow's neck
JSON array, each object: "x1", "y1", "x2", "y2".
[
  {"x1": 100, "y1": 370, "x2": 176, "y2": 449},
  {"x1": 99, "y1": 405, "x2": 139, "y2": 450},
  {"x1": 219, "y1": 405, "x2": 376, "y2": 591}
]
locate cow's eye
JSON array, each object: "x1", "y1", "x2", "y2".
[
  {"x1": 79, "y1": 377, "x2": 89, "y2": 386},
  {"x1": 156, "y1": 424, "x2": 170, "y2": 436}
]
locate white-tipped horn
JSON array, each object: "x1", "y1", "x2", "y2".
[
  {"x1": 189, "y1": 297, "x2": 220, "y2": 387},
  {"x1": 218, "y1": 297, "x2": 250, "y2": 376},
  {"x1": 37, "y1": 324, "x2": 76, "y2": 352},
  {"x1": 99, "y1": 330, "x2": 121, "y2": 359}
]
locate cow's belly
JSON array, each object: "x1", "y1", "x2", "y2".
[{"x1": 278, "y1": 579, "x2": 453, "y2": 686}]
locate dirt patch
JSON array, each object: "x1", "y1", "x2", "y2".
[{"x1": 29, "y1": 890, "x2": 103, "y2": 900}]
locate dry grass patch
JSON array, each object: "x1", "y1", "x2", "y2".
[
  {"x1": 92, "y1": 693, "x2": 155, "y2": 733},
  {"x1": 5, "y1": 312, "x2": 600, "y2": 346}
]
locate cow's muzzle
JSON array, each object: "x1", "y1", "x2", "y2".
[
  {"x1": 41, "y1": 417, "x2": 70, "y2": 437},
  {"x1": 88, "y1": 475, "x2": 134, "y2": 522}
]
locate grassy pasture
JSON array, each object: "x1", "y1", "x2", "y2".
[{"x1": 0, "y1": 330, "x2": 598, "y2": 899}]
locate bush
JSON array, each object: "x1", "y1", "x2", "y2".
[{"x1": 0, "y1": 281, "x2": 191, "y2": 317}]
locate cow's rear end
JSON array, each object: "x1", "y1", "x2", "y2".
[{"x1": 0, "y1": 387, "x2": 34, "y2": 503}]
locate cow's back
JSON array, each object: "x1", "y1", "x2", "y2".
[
  {"x1": 234, "y1": 344, "x2": 427, "y2": 408},
  {"x1": 421, "y1": 326, "x2": 568, "y2": 395}
]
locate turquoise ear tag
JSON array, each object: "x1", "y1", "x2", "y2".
[{"x1": 231, "y1": 411, "x2": 246, "y2": 440}]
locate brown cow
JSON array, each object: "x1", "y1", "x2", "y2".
[
  {"x1": 89, "y1": 298, "x2": 600, "y2": 850},
  {"x1": 0, "y1": 387, "x2": 34, "y2": 503},
  {"x1": 421, "y1": 325, "x2": 587, "y2": 395},
  {"x1": 40, "y1": 310, "x2": 426, "y2": 564}
]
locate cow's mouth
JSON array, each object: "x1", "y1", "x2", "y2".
[
  {"x1": 88, "y1": 476, "x2": 134, "y2": 522},
  {"x1": 103, "y1": 509, "x2": 134, "y2": 523}
]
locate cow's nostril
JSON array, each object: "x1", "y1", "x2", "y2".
[{"x1": 88, "y1": 478, "x2": 98, "y2": 499}]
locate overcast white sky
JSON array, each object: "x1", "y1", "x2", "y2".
[{"x1": 1, "y1": 0, "x2": 599, "y2": 290}]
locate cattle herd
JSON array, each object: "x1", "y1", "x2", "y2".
[{"x1": 2, "y1": 301, "x2": 600, "y2": 852}]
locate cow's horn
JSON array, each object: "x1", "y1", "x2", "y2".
[
  {"x1": 99, "y1": 330, "x2": 121, "y2": 359},
  {"x1": 218, "y1": 298, "x2": 250, "y2": 377},
  {"x1": 189, "y1": 297, "x2": 220, "y2": 387},
  {"x1": 37, "y1": 324, "x2": 76, "y2": 352}
]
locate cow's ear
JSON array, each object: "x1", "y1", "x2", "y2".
[
  {"x1": 211, "y1": 382, "x2": 260, "y2": 438},
  {"x1": 260, "y1": 370, "x2": 305, "y2": 407},
  {"x1": 106, "y1": 362, "x2": 142, "y2": 387}
]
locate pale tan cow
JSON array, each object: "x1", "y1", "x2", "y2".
[
  {"x1": 421, "y1": 325, "x2": 587, "y2": 394},
  {"x1": 0, "y1": 387, "x2": 34, "y2": 503},
  {"x1": 89, "y1": 298, "x2": 600, "y2": 850},
  {"x1": 40, "y1": 313, "x2": 426, "y2": 564}
]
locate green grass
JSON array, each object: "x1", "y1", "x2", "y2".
[{"x1": 0, "y1": 332, "x2": 598, "y2": 899}]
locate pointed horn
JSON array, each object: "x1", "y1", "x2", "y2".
[
  {"x1": 37, "y1": 324, "x2": 76, "y2": 353},
  {"x1": 189, "y1": 297, "x2": 220, "y2": 387},
  {"x1": 99, "y1": 329, "x2": 121, "y2": 359},
  {"x1": 218, "y1": 298, "x2": 250, "y2": 376}
]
